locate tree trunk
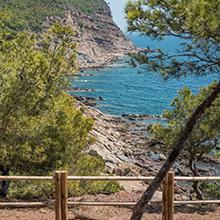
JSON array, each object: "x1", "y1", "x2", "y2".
[
  {"x1": 131, "y1": 80, "x2": 220, "y2": 220},
  {"x1": 189, "y1": 158, "x2": 203, "y2": 200},
  {"x1": 0, "y1": 166, "x2": 10, "y2": 198}
]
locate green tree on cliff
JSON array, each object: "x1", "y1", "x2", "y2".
[{"x1": 126, "y1": 0, "x2": 220, "y2": 219}]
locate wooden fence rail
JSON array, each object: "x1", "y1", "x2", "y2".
[{"x1": 0, "y1": 171, "x2": 220, "y2": 220}]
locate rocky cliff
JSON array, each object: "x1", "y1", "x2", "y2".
[
  {"x1": 0, "y1": 0, "x2": 135, "y2": 69},
  {"x1": 65, "y1": 3, "x2": 135, "y2": 69}
]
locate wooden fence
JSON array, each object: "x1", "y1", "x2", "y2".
[{"x1": 0, "y1": 171, "x2": 220, "y2": 220}]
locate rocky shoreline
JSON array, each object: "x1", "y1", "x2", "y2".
[
  {"x1": 75, "y1": 101, "x2": 164, "y2": 173},
  {"x1": 78, "y1": 52, "x2": 134, "y2": 71},
  {"x1": 74, "y1": 100, "x2": 220, "y2": 200},
  {"x1": 69, "y1": 0, "x2": 220, "y2": 201}
]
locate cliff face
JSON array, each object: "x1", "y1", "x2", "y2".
[
  {"x1": 0, "y1": 0, "x2": 134, "y2": 69},
  {"x1": 66, "y1": 3, "x2": 135, "y2": 69}
]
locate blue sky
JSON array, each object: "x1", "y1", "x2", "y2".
[{"x1": 105, "y1": 0, "x2": 130, "y2": 31}]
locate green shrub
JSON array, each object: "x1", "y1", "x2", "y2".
[
  {"x1": 8, "y1": 179, "x2": 121, "y2": 200},
  {"x1": 201, "y1": 182, "x2": 220, "y2": 200},
  {"x1": 8, "y1": 181, "x2": 54, "y2": 200},
  {"x1": 7, "y1": 154, "x2": 121, "y2": 200}
]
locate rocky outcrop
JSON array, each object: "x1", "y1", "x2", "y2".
[
  {"x1": 75, "y1": 101, "x2": 165, "y2": 176},
  {"x1": 75, "y1": 100, "x2": 220, "y2": 178},
  {"x1": 65, "y1": 4, "x2": 135, "y2": 69}
]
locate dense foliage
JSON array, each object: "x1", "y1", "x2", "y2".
[
  {"x1": 0, "y1": 17, "x2": 83, "y2": 174},
  {"x1": 0, "y1": 0, "x2": 106, "y2": 31},
  {"x1": 0, "y1": 14, "x2": 120, "y2": 198}
]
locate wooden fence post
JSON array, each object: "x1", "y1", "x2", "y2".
[
  {"x1": 162, "y1": 172, "x2": 168, "y2": 220},
  {"x1": 61, "y1": 171, "x2": 68, "y2": 220},
  {"x1": 162, "y1": 171, "x2": 174, "y2": 220},
  {"x1": 167, "y1": 171, "x2": 174, "y2": 220},
  {"x1": 55, "y1": 171, "x2": 61, "y2": 220}
]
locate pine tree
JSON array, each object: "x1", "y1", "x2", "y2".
[{"x1": 126, "y1": 0, "x2": 220, "y2": 219}]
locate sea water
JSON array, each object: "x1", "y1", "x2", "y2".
[{"x1": 71, "y1": 34, "x2": 219, "y2": 117}]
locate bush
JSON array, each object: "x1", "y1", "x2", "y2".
[{"x1": 201, "y1": 182, "x2": 220, "y2": 200}]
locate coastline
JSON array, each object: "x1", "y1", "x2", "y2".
[
  {"x1": 72, "y1": 40, "x2": 220, "y2": 179},
  {"x1": 75, "y1": 100, "x2": 166, "y2": 174},
  {"x1": 74, "y1": 100, "x2": 220, "y2": 196},
  {"x1": 78, "y1": 50, "x2": 137, "y2": 72},
  {"x1": 76, "y1": 100, "x2": 220, "y2": 174},
  {"x1": 71, "y1": 99, "x2": 220, "y2": 205},
  {"x1": 70, "y1": 0, "x2": 220, "y2": 201}
]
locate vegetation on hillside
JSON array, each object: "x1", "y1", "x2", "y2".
[
  {"x1": 0, "y1": 0, "x2": 107, "y2": 31},
  {"x1": 0, "y1": 13, "x2": 120, "y2": 199}
]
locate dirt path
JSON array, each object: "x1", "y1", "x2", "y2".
[
  {"x1": 1, "y1": 192, "x2": 220, "y2": 220},
  {"x1": 0, "y1": 206, "x2": 220, "y2": 220}
]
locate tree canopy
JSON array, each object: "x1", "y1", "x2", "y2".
[
  {"x1": 0, "y1": 16, "x2": 86, "y2": 174},
  {"x1": 126, "y1": 0, "x2": 220, "y2": 78}
]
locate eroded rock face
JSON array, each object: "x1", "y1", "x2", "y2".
[
  {"x1": 65, "y1": 5, "x2": 135, "y2": 69},
  {"x1": 74, "y1": 101, "x2": 220, "y2": 199},
  {"x1": 75, "y1": 101, "x2": 163, "y2": 175}
]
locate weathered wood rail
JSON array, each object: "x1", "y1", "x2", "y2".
[{"x1": 0, "y1": 171, "x2": 220, "y2": 220}]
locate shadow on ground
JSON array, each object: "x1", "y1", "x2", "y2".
[
  {"x1": 120, "y1": 204, "x2": 217, "y2": 215},
  {"x1": 140, "y1": 204, "x2": 217, "y2": 215},
  {"x1": 70, "y1": 215, "x2": 97, "y2": 220}
]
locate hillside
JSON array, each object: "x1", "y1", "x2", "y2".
[
  {"x1": 0, "y1": 0, "x2": 108, "y2": 31},
  {"x1": 0, "y1": 0, "x2": 135, "y2": 69}
]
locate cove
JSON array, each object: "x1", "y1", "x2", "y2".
[{"x1": 71, "y1": 34, "x2": 219, "y2": 117}]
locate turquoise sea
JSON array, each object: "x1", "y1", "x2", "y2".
[{"x1": 71, "y1": 34, "x2": 219, "y2": 117}]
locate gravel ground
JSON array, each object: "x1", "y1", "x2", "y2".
[
  {"x1": 1, "y1": 191, "x2": 220, "y2": 220},
  {"x1": 0, "y1": 206, "x2": 220, "y2": 220}
]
